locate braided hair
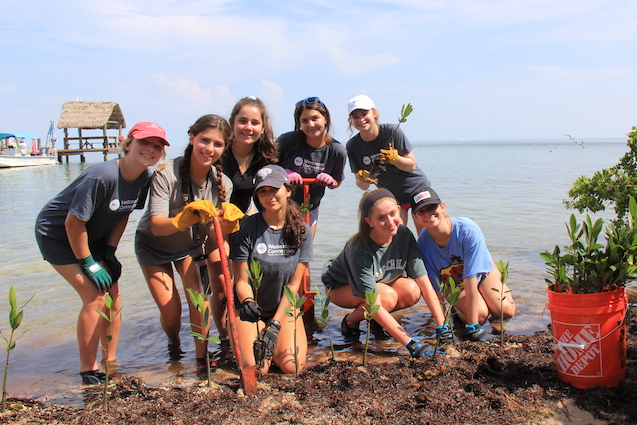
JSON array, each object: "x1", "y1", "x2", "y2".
[{"x1": 179, "y1": 114, "x2": 232, "y2": 204}]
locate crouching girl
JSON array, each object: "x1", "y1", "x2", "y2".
[
  {"x1": 411, "y1": 187, "x2": 516, "y2": 341},
  {"x1": 321, "y1": 189, "x2": 449, "y2": 358}
]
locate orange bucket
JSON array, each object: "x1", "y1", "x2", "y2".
[{"x1": 546, "y1": 288, "x2": 627, "y2": 389}]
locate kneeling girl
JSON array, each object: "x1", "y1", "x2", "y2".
[{"x1": 230, "y1": 165, "x2": 312, "y2": 374}]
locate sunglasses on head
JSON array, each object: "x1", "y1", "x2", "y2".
[{"x1": 295, "y1": 97, "x2": 325, "y2": 108}]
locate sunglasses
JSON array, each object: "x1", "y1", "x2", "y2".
[{"x1": 295, "y1": 96, "x2": 325, "y2": 108}]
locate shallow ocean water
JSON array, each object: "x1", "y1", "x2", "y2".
[{"x1": 0, "y1": 137, "x2": 631, "y2": 405}]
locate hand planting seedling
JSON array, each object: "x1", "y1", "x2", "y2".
[{"x1": 243, "y1": 260, "x2": 264, "y2": 334}]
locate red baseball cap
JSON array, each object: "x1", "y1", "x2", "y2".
[{"x1": 127, "y1": 122, "x2": 170, "y2": 146}]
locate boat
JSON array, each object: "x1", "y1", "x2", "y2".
[{"x1": 0, "y1": 131, "x2": 57, "y2": 167}]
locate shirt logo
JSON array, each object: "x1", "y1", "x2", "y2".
[
  {"x1": 256, "y1": 243, "x2": 267, "y2": 255},
  {"x1": 363, "y1": 156, "x2": 372, "y2": 166},
  {"x1": 294, "y1": 157, "x2": 303, "y2": 167},
  {"x1": 109, "y1": 199, "x2": 121, "y2": 211}
]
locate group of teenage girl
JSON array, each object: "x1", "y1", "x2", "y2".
[{"x1": 35, "y1": 95, "x2": 516, "y2": 385}]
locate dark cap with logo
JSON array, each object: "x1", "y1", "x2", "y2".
[{"x1": 410, "y1": 187, "x2": 442, "y2": 213}]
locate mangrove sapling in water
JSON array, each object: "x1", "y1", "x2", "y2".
[
  {"x1": 284, "y1": 286, "x2": 306, "y2": 377},
  {"x1": 1, "y1": 287, "x2": 33, "y2": 412},
  {"x1": 186, "y1": 288, "x2": 220, "y2": 387},
  {"x1": 313, "y1": 286, "x2": 335, "y2": 359},
  {"x1": 493, "y1": 260, "x2": 511, "y2": 347},
  {"x1": 95, "y1": 293, "x2": 121, "y2": 411},
  {"x1": 362, "y1": 289, "x2": 380, "y2": 366}
]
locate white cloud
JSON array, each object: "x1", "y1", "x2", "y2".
[{"x1": 152, "y1": 73, "x2": 234, "y2": 107}]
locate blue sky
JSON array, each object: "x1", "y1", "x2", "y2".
[{"x1": 2, "y1": 0, "x2": 636, "y2": 154}]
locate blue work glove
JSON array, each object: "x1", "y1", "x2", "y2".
[
  {"x1": 465, "y1": 322, "x2": 491, "y2": 342},
  {"x1": 253, "y1": 320, "x2": 281, "y2": 368},
  {"x1": 436, "y1": 323, "x2": 453, "y2": 344},
  {"x1": 406, "y1": 337, "x2": 445, "y2": 358},
  {"x1": 103, "y1": 245, "x2": 122, "y2": 283},
  {"x1": 239, "y1": 299, "x2": 263, "y2": 323},
  {"x1": 78, "y1": 254, "x2": 113, "y2": 292}
]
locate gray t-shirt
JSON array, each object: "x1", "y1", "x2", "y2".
[
  {"x1": 230, "y1": 214, "x2": 313, "y2": 317},
  {"x1": 346, "y1": 124, "x2": 431, "y2": 205},
  {"x1": 322, "y1": 225, "x2": 427, "y2": 298},
  {"x1": 276, "y1": 131, "x2": 347, "y2": 210},
  {"x1": 135, "y1": 156, "x2": 233, "y2": 265},
  {"x1": 35, "y1": 159, "x2": 152, "y2": 265}
]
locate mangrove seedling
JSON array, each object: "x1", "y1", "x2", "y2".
[
  {"x1": 1, "y1": 287, "x2": 34, "y2": 412},
  {"x1": 493, "y1": 260, "x2": 512, "y2": 347},
  {"x1": 284, "y1": 286, "x2": 306, "y2": 377},
  {"x1": 362, "y1": 289, "x2": 380, "y2": 366},
  {"x1": 299, "y1": 194, "x2": 313, "y2": 215},
  {"x1": 433, "y1": 277, "x2": 461, "y2": 360},
  {"x1": 186, "y1": 288, "x2": 221, "y2": 387},
  {"x1": 95, "y1": 293, "x2": 122, "y2": 410},
  {"x1": 246, "y1": 259, "x2": 263, "y2": 334},
  {"x1": 368, "y1": 103, "x2": 414, "y2": 182},
  {"x1": 313, "y1": 286, "x2": 335, "y2": 359}
]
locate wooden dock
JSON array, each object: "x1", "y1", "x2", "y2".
[{"x1": 57, "y1": 147, "x2": 121, "y2": 163}]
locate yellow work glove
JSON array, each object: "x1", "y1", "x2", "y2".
[
  {"x1": 379, "y1": 144, "x2": 399, "y2": 165},
  {"x1": 172, "y1": 200, "x2": 219, "y2": 231},
  {"x1": 356, "y1": 169, "x2": 378, "y2": 185},
  {"x1": 218, "y1": 202, "x2": 245, "y2": 234}
]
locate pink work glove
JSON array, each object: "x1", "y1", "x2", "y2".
[
  {"x1": 285, "y1": 169, "x2": 303, "y2": 186},
  {"x1": 315, "y1": 172, "x2": 337, "y2": 188}
]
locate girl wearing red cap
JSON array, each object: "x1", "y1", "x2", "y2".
[
  {"x1": 135, "y1": 115, "x2": 234, "y2": 372},
  {"x1": 35, "y1": 122, "x2": 168, "y2": 385}
]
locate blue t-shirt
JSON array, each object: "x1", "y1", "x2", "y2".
[
  {"x1": 35, "y1": 159, "x2": 152, "y2": 265},
  {"x1": 322, "y1": 225, "x2": 427, "y2": 298},
  {"x1": 417, "y1": 217, "x2": 494, "y2": 290},
  {"x1": 230, "y1": 214, "x2": 313, "y2": 317},
  {"x1": 276, "y1": 131, "x2": 347, "y2": 210},
  {"x1": 346, "y1": 124, "x2": 431, "y2": 205}
]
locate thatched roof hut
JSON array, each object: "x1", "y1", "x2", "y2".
[
  {"x1": 57, "y1": 101, "x2": 126, "y2": 129},
  {"x1": 56, "y1": 101, "x2": 126, "y2": 162}
]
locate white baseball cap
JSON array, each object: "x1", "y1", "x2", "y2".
[{"x1": 347, "y1": 95, "x2": 375, "y2": 115}]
